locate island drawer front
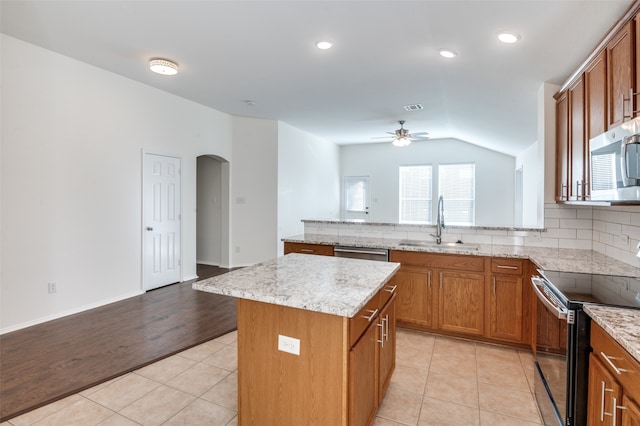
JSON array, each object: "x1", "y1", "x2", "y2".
[
  {"x1": 379, "y1": 282, "x2": 398, "y2": 308},
  {"x1": 283, "y1": 242, "x2": 334, "y2": 256},
  {"x1": 349, "y1": 292, "x2": 381, "y2": 347},
  {"x1": 591, "y1": 322, "x2": 640, "y2": 398},
  {"x1": 490, "y1": 258, "x2": 524, "y2": 275},
  {"x1": 390, "y1": 250, "x2": 484, "y2": 272}
]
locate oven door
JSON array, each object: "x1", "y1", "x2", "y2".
[{"x1": 532, "y1": 277, "x2": 569, "y2": 426}]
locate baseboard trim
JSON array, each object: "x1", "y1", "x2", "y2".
[{"x1": 0, "y1": 290, "x2": 145, "y2": 335}]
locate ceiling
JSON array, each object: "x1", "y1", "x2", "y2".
[{"x1": 0, "y1": 0, "x2": 633, "y2": 156}]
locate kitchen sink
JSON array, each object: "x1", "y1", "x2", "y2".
[{"x1": 397, "y1": 239, "x2": 479, "y2": 251}]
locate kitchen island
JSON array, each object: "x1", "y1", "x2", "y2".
[{"x1": 194, "y1": 253, "x2": 400, "y2": 426}]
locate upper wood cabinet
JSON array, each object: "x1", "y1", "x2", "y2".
[
  {"x1": 586, "y1": 50, "x2": 608, "y2": 140},
  {"x1": 556, "y1": 92, "x2": 570, "y2": 201},
  {"x1": 570, "y1": 76, "x2": 589, "y2": 200},
  {"x1": 607, "y1": 20, "x2": 635, "y2": 128}
]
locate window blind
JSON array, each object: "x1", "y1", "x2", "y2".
[
  {"x1": 439, "y1": 163, "x2": 475, "y2": 225},
  {"x1": 399, "y1": 165, "x2": 432, "y2": 224}
]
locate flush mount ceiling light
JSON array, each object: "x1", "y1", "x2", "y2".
[
  {"x1": 497, "y1": 31, "x2": 520, "y2": 44},
  {"x1": 439, "y1": 48, "x2": 457, "y2": 58},
  {"x1": 149, "y1": 59, "x2": 178, "y2": 75},
  {"x1": 316, "y1": 41, "x2": 333, "y2": 50}
]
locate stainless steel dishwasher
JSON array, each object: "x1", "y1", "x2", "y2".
[{"x1": 333, "y1": 245, "x2": 389, "y2": 262}]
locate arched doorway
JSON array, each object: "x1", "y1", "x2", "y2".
[{"x1": 196, "y1": 155, "x2": 230, "y2": 268}]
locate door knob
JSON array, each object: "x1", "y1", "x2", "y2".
[{"x1": 146, "y1": 226, "x2": 153, "y2": 231}]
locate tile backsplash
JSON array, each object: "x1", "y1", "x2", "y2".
[{"x1": 302, "y1": 204, "x2": 640, "y2": 268}]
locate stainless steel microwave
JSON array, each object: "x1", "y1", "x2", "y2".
[{"x1": 589, "y1": 117, "x2": 640, "y2": 202}]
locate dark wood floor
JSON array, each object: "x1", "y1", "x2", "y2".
[{"x1": 0, "y1": 265, "x2": 237, "y2": 422}]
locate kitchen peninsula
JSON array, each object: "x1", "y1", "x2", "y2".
[{"x1": 193, "y1": 253, "x2": 400, "y2": 425}]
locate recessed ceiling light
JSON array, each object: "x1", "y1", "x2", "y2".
[
  {"x1": 149, "y1": 59, "x2": 178, "y2": 75},
  {"x1": 497, "y1": 32, "x2": 520, "y2": 44},
  {"x1": 316, "y1": 41, "x2": 333, "y2": 50},
  {"x1": 439, "y1": 49, "x2": 457, "y2": 58}
]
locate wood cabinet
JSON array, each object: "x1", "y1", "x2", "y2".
[
  {"x1": 586, "y1": 50, "x2": 608, "y2": 140},
  {"x1": 284, "y1": 241, "x2": 334, "y2": 256},
  {"x1": 390, "y1": 250, "x2": 485, "y2": 339},
  {"x1": 607, "y1": 21, "x2": 635, "y2": 128},
  {"x1": 377, "y1": 293, "x2": 396, "y2": 404},
  {"x1": 556, "y1": 91, "x2": 570, "y2": 201},
  {"x1": 487, "y1": 258, "x2": 524, "y2": 342},
  {"x1": 587, "y1": 322, "x2": 640, "y2": 426}
]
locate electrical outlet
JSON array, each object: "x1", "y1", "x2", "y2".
[
  {"x1": 278, "y1": 334, "x2": 300, "y2": 356},
  {"x1": 48, "y1": 282, "x2": 57, "y2": 294},
  {"x1": 620, "y1": 234, "x2": 629, "y2": 245}
]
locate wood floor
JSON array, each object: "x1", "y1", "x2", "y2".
[{"x1": 0, "y1": 265, "x2": 237, "y2": 422}]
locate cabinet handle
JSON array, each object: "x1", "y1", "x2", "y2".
[
  {"x1": 385, "y1": 314, "x2": 389, "y2": 342},
  {"x1": 377, "y1": 320, "x2": 385, "y2": 347},
  {"x1": 299, "y1": 249, "x2": 314, "y2": 253},
  {"x1": 600, "y1": 381, "x2": 606, "y2": 422},
  {"x1": 601, "y1": 351, "x2": 628, "y2": 375},
  {"x1": 385, "y1": 285, "x2": 397, "y2": 294},
  {"x1": 492, "y1": 277, "x2": 496, "y2": 295},
  {"x1": 427, "y1": 271, "x2": 431, "y2": 288},
  {"x1": 496, "y1": 265, "x2": 518, "y2": 270},
  {"x1": 560, "y1": 184, "x2": 568, "y2": 200},
  {"x1": 613, "y1": 397, "x2": 627, "y2": 425},
  {"x1": 439, "y1": 271, "x2": 443, "y2": 289},
  {"x1": 362, "y1": 309, "x2": 378, "y2": 322}
]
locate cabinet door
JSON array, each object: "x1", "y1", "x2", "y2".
[
  {"x1": 622, "y1": 394, "x2": 640, "y2": 426},
  {"x1": 586, "y1": 50, "x2": 608, "y2": 140},
  {"x1": 569, "y1": 75, "x2": 587, "y2": 200},
  {"x1": 588, "y1": 353, "x2": 622, "y2": 426},
  {"x1": 556, "y1": 92, "x2": 570, "y2": 201},
  {"x1": 438, "y1": 270, "x2": 484, "y2": 336},
  {"x1": 349, "y1": 319, "x2": 378, "y2": 426},
  {"x1": 488, "y1": 274, "x2": 523, "y2": 342},
  {"x1": 607, "y1": 21, "x2": 634, "y2": 128},
  {"x1": 378, "y1": 294, "x2": 396, "y2": 404},
  {"x1": 394, "y1": 266, "x2": 434, "y2": 328}
]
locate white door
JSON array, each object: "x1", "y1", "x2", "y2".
[
  {"x1": 143, "y1": 153, "x2": 181, "y2": 290},
  {"x1": 343, "y1": 176, "x2": 370, "y2": 222}
]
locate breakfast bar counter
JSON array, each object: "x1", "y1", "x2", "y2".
[{"x1": 194, "y1": 253, "x2": 400, "y2": 425}]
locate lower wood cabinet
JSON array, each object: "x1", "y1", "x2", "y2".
[
  {"x1": 438, "y1": 270, "x2": 484, "y2": 336},
  {"x1": 587, "y1": 322, "x2": 640, "y2": 426},
  {"x1": 393, "y1": 266, "x2": 434, "y2": 329},
  {"x1": 487, "y1": 258, "x2": 525, "y2": 343}
]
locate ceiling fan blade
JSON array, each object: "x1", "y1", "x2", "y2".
[
  {"x1": 410, "y1": 132, "x2": 429, "y2": 137},
  {"x1": 372, "y1": 136, "x2": 394, "y2": 139}
]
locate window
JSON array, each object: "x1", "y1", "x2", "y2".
[
  {"x1": 439, "y1": 163, "x2": 475, "y2": 225},
  {"x1": 399, "y1": 165, "x2": 432, "y2": 224},
  {"x1": 343, "y1": 176, "x2": 370, "y2": 221}
]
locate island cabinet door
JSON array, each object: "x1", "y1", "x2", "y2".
[
  {"x1": 378, "y1": 294, "x2": 396, "y2": 404},
  {"x1": 349, "y1": 318, "x2": 379, "y2": 426}
]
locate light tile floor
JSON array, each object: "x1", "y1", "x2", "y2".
[{"x1": 2, "y1": 329, "x2": 542, "y2": 426}]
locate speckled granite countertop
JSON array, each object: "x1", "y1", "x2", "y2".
[
  {"x1": 283, "y1": 233, "x2": 640, "y2": 277},
  {"x1": 193, "y1": 253, "x2": 400, "y2": 318},
  {"x1": 584, "y1": 305, "x2": 640, "y2": 363}
]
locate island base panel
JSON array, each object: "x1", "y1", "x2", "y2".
[{"x1": 237, "y1": 299, "x2": 349, "y2": 425}]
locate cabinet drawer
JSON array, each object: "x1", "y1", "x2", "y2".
[
  {"x1": 490, "y1": 258, "x2": 524, "y2": 275},
  {"x1": 284, "y1": 242, "x2": 334, "y2": 256},
  {"x1": 349, "y1": 291, "x2": 380, "y2": 347},
  {"x1": 379, "y1": 281, "x2": 398, "y2": 308},
  {"x1": 390, "y1": 250, "x2": 484, "y2": 272},
  {"x1": 591, "y1": 322, "x2": 640, "y2": 399}
]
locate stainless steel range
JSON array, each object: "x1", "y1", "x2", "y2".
[{"x1": 531, "y1": 270, "x2": 640, "y2": 426}]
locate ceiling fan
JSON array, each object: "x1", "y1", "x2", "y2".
[{"x1": 374, "y1": 120, "x2": 429, "y2": 147}]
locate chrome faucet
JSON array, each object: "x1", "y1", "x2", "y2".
[{"x1": 431, "y1": 196, "x2": 445, "y2": 244}]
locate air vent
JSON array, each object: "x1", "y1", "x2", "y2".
[{"x1": 403, "y1": 104, "x2": 423, "y2": 111}]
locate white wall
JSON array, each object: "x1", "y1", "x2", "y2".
[
  {"x1": 1, "y1": 35, "x2": 280, "y2": 332},
  {"x1": 340, "y1": 139, "x2": 516, "y2": 226},
  {"x1": 516, "y1": 142, "x2": 542, "y2": 227},
  {"x1": 277, "y1": 122, "x2": 340, "y2": 255},
  {"x1": 196, "y1": 156, "x2": 224, "y2": 266},
  {"x1": 229, "y1": 117, "x2": 279, "y2": 266}
]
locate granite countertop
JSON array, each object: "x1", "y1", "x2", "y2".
[
  {"x1": 193, "y1": 253, "x2": 400, "y2": 318},
  {"x1": 283, "y1": 233, "x2": 640, "y2": 277},
  {"x1": 584, "y1": 304, "x2": 640, "y2": 364}
]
